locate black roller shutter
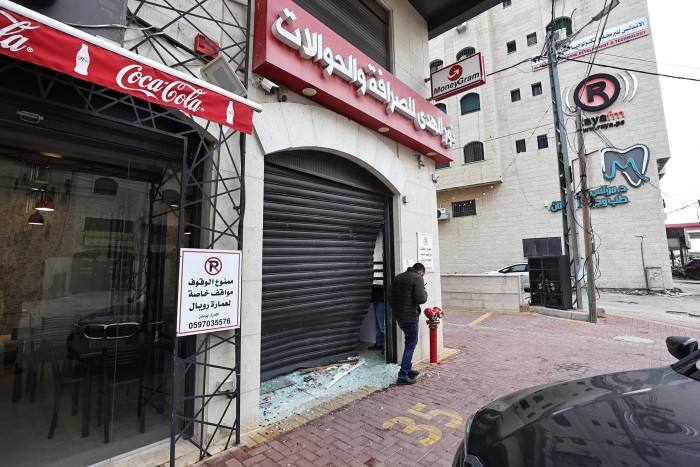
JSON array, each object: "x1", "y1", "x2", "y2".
[
  {"x1": 291, "y1": 0, "x2": 391, "y2": 70},
  {"x1": 261, "y1": 153, "x2": 388, "y2": 380}
]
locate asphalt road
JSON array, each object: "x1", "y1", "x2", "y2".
[{"x1": 591, "y1": 279, "x2": 700, "y2": 329}]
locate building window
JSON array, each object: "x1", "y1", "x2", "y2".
[
  {"x1": 436, "y1": 103, "x2": 447, "y2": 113},
  {"x1": 537, "y1": 134, "x2": 548, "y2": 149},
  {"x1": 531, "y1": 82, "x2": 542, "y2": 96},
  {"x1": 546, "y1": 17, "x2": 573, "y2": 37},
  {"x1": 460, "y1": 93, "x2": 480, "y2": 114},
  {"x1": 452, "y1": 199, "x2": 477, "y2": 217},
  {"x1": 430, "y1": 59, "x2": 444, "y2": 73},
  {"x1": 94, "y1": 177, "x2": 118, "y2": 195},
  {"x1": 435, "y1": 162, "x2": 450, "y2": 169},
  {"x1": 527, "y1": 32, "x2": 537, "y2": 46},
  {"x1": 463, "y1": 141, "x2": 485, "y2": 163},
  {"x1": 510, "y1": 89, "x2": 521, "y2": 102},
  {"x1": 506, "y1": 40, "x2": 516, "y2": 53},
  {"x1": 456, "y1": 47, "x2": 476, "y2": 60},
  {"x1": 502, "y1": 0, "x2": 511, "y2": 7},
  {"x1": 292, "y1": 0, "x2": 391, "y2": 69},
  {"x1": 515, "y1": 139, "x2": 526, "y2": 153}
]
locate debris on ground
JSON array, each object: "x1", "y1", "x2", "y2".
[{"x1": 259, "y1": 348, "x2": 399, "y2": 426}]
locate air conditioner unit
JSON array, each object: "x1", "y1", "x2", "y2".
[
  {"x1": 455, "y1": 22, "x2": 467, "y2": 33},
  {"x1": 437, "y1": 207, "x2": 450, "y2": 220}
]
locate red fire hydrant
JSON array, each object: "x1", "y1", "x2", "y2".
[{"x1": 424, "y1": 307, "x2": 443, "y2": 364}]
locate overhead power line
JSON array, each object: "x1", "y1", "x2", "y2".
[{"x1": 564, "y1": 58, "x2": 700, "y2": 82}]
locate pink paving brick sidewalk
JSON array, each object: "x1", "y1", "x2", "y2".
[{"x1": 199, "y1": 311, "x2": 697, "y2": 466}]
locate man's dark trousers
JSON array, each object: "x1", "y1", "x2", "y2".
[{"x1": 397, "y1": 321, "x2": 419, "y2": 379}]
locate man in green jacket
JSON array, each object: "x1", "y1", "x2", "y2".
[{"x1": 386, "y1": 263, "x2": 428, "y2": 385}]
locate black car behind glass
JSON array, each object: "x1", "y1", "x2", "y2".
[
  {"x1": 684, "y1": 259, "x2": 700, "y2": 279},
  {"x1": 453, "y1": 336, "x2": 700, "y2": 467}
]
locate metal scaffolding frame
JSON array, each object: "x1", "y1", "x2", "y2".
[{"x1": 125, "y1": 1, "x2": 251, "y2": 462}]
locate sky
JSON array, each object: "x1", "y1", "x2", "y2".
[{"x1": 647, "y1": 0, "x2": 700, "y2": 230}]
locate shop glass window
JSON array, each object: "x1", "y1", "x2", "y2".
[
  {"x1": 527, "y1": 32, "x2": 537, "y2": 46},
  {"x1": 435, "y1": 162, "x2": 450, "y2": 169},
  {"x1": 463, "y1": 142, "x2": 485, "y2": 163},
  {"x1": 532, "y1": 82, "x2": 543, "y2": 96},
  {"x1": 460, "y1": 93, "x2": 480, "y2": 114},
  {"x1": 456, "y1": 47, "x2": 476, "y2": 60},
  {"x1": 436, "y1": 103, "x2": 447, "y2": 113},
  {"x1": 537, "y1": 134, "x2": 549, "y2": 149},
  {"x1": 511, "y1": 89, "x2": 521, "y2": 102},
  {"x1": 516, "y1": 139, "x2": 527, "y2": 153},
  {"x1": 507, "y1": 40, "x2": 516, "y2": 53},
  {"x1": 1, "y1": 153, "x2": 182, "y2": 462},
  {"x1": 452, "y1": 199, "x2": 477, "y2": 217}
]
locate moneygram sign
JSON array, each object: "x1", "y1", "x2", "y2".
[{"x1": 430, "y1": 53, "x2": 486, "y2": 101}]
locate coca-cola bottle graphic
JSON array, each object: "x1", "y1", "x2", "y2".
[
  {"x1": 74, "y1": 44, "x2": 90, "y2": 76},
  {"x1": 226, "y1": 101, "x2": 234, "y2": 125}
]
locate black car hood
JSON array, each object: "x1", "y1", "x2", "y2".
[{"x1": 468, "y1": 366, "x2": 700, "y2": 466}]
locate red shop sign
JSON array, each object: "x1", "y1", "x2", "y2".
[
  {"x1": 253, "y1": 0, "x2": 454, "y2": 164},
  {"x1": 0, "y1": 1, "x2": 261, "y2": 134}
]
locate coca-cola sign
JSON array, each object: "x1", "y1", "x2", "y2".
[
  {"x1": 0, "y1": 2, "x2": 259, "y2": 134},
  {"x1": 0, "y1": 10, "x2": 37, "y2": 51},
  {"x1": 116, "y1": 64, "x2": 206, "y2": 112}
]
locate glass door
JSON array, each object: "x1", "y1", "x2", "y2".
[{"x1": 0, "y1": 145, "x2": 184, "y2": 465}]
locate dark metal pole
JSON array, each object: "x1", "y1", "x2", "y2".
[
  {"x1": 547, "y1": 31, "x2": 582, "y2": 308},
  {"x1": 576, "y1": 109, "x2": 597, "y2": 323}
]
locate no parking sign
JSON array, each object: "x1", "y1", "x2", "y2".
[{"x1": 176, "y1": 248, "x2": 241, "y2": 336}]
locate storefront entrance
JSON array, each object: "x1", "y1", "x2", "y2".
[
  {"x1": 0, "y1": 147, "x2": 183, "y2": 465},
  {"x1": 0, "y1": 56, "x2": 194, "y2": 465},
  {"x1": 260, "y1": 151, "x2": 394, "y2": 380}
]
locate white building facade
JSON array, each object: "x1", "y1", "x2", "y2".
[{"x1": 430, "y1": 0, "x2": 672, "y2": 291}]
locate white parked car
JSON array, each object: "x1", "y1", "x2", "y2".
[{"x1": 485, "y1": 263, "x2": 530, "y2": 290}]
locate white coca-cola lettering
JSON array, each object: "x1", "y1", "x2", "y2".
[
  {"x1": 0, "y1": 11, "x2": 39, "y2": 52},
  {"x1": 162, "y1": 81, "x2": 205, "y2": 111},
  {"x1": 116, "y1": 64, "x2": 205, "y2": 112}
]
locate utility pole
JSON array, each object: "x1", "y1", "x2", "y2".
[
  {"x1": 546, "y1": 31, "x2": 582, "y2": 308},
  {"x1": 576, "y1": 108, "x2": 597, "y2": 323}
]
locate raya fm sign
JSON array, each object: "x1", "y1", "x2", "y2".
[
  {"x1": 430, "y1": 53, "x2": 485, "y2": 101},
  {"x1": 252, "y1": 0, "x2": 455, "y2": 164}
]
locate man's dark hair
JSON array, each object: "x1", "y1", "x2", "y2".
[{"x1": 412, "y1": 263, "x2": 425, "y2": 272}]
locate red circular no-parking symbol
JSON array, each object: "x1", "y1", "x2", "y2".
[
  {"x1": 205, "y1": 257, "x2": 222, "y2": 275},
  {"x1": 447, "y1": 65, "x2": 463, "y2": 81}
]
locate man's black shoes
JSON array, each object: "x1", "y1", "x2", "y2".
[
  {"x1": 397, "y1": 376, "x2": 417, "y2": 385},
  {"x1": 368, "y1": 344, "x2": 383, "y2": 351},
  {"x1": 408, "y1": 369, "x2": 420, "y2": 378}
]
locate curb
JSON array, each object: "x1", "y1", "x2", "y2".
[{"x1": 524, "y1": 305, "x2": 592, "y2": 322}]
